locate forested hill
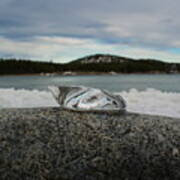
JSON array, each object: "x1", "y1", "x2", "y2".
[{"x1": 0, "y1": 54, "x2": 179, "y2": 75}]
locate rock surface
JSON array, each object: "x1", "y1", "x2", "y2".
[
  {"x1": 49, "y1": 86, "x2": 126, "y2": 113},
  {"x1": 0, "y1": 108, "x2": 179, "y2": 180}
]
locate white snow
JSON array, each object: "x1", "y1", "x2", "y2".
[
  {"x1": 0, "y1": 88, "x2": 57, "y2": 108},
  {"x1": 116, "y1": 88, "x2": 180, "y2": 118},
  {"x1": 0, "y1": 88, "x2": 180, "y2": 118}
]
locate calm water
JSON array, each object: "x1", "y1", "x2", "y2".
[{"x1": 0, "y1": 74, "x2": 180, "y2": 92}]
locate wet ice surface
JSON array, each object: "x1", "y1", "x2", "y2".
[{"x1": 49, "y1": 86, "x2": 126, "y2": 111}]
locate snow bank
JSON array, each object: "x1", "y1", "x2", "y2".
[
  {"x1": 0, "y1": 88, "x2": 180, "y2": 118},
  {"x1": 0, "y1": 88, "x2": 58, "y2": 108},
  {"x1": 116, "y1": 88, "x2": 180, "y2": 118}
]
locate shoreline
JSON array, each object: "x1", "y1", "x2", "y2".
[
  {"x1": 0, "y1": 71, "x2": 179, "y2": 77},
  {"x1": 0, "y1": 107, "x2": 179, "y2": 179},
  {"x1": 1, "y1": 107, "x2": 180, "y2": 119}
]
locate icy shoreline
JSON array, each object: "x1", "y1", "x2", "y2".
[{"x1": 0, "y1": 88, "x2": 180, "y2": 118}]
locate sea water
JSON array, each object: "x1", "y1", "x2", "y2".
[{"x1": 0, "y1": 74, "x2": 180, "y2": 118}]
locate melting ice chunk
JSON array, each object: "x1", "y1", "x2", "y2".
[{"x1": 49, "y1": 85, "x2": 126, "y2": 112}]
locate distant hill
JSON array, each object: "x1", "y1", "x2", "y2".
[
  {"x1": 0, "y1": 54, "x2": 179, "y2": 75},
  {"x1": 72, "y1": 54, "x2": 131, "y2": 64},
  {"x1": 68, "y1": 54, "x2": 179, "y2": 73},
  {"x1": 71, "y1": 54, "x2": 165, "y2": 64}
]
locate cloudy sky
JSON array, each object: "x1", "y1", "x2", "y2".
[{"x1": 0, "y1": 0, "x2": 180, "y2": 63}]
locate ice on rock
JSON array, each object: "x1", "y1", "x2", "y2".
[
  {"x1": 49, "y1": 86, "x2": 126, "y2": 112},
  {"x1": 1, "y1": 88, "x2": 180, "y2": 118}
]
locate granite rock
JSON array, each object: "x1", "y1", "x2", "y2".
[{"x1": 0, "y1": 108, "x2": 179, "y2": 180}]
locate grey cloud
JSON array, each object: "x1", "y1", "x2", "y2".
[{"x1": 0, "y1": 0, "x2": 180, "y2": 52}]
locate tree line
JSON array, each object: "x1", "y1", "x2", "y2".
[{"x1": 0, "y1": 57, "x2": 179, "y2": 75}]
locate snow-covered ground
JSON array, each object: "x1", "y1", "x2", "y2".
[{"x1": 0, "y1": 88, "x2": 180, "y2": 118}]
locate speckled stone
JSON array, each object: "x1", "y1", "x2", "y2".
[{"x1": 0, "y1": 108, "x2": 179, "y2": 180}]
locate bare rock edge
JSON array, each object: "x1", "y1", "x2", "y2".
[{"x1": 0, "y1": 108, "x2": 179, "y2": 180}]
